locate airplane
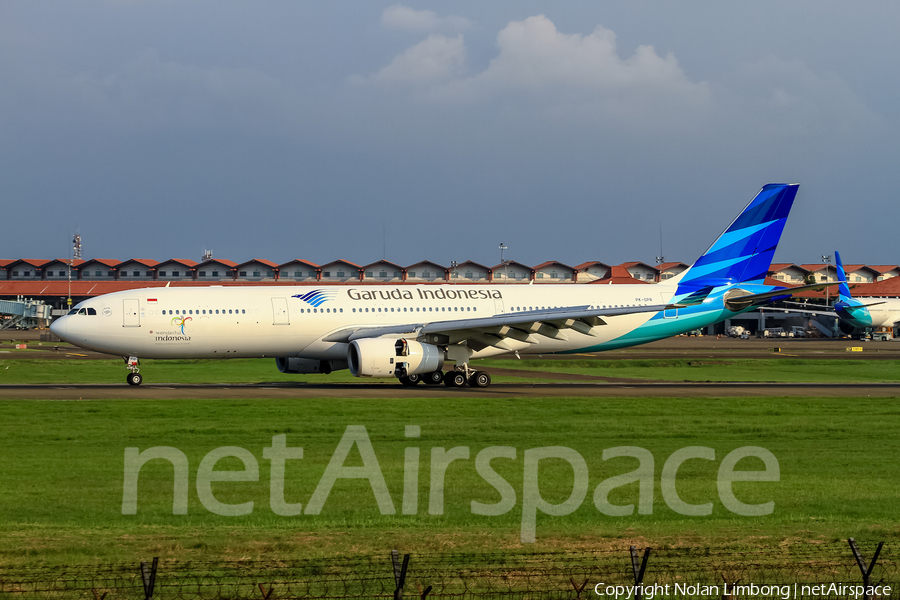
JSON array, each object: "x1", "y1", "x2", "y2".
[
  {"x1": 832, "y1": 251, "x2": 900, "y2": 335},
  {"x1": 50, "y1": 183, "x2": 830, "y2": 388}
]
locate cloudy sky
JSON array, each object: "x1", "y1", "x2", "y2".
[{"x1": 3, "y1": 2, "x2": 898, "y2": 268}]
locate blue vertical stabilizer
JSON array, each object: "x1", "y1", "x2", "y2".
[{"x1": 675, "y1": 183, "x2": 799, "y2": 295}]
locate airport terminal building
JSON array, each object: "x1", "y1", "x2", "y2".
[
  {"x1": 2, "y1": 255, "x2": 898, "y2": 336},
  {"x1": 2, "y1": 256, "x2": 898, "y2": 303}
]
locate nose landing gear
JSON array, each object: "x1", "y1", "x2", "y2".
[{"x1": 125, "y1": 356, "x2": 142, "y2": 386}]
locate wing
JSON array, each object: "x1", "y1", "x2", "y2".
[{"x1": 322, "y1": 303, "x2": 673, "y2": 351}]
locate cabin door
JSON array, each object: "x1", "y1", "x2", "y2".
[{"x1": 271, "y1": 297, "x2": 290, "y2": 325}]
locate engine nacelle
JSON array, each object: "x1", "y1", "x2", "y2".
[
  {"x1": 348, "y1": 338, "x2": 444, "y2": 378},
  {"x1": 275, "y1": 357, "x2": 347, "y2": 374}
]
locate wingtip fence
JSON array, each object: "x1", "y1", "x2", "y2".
[{"x1": 1, "y1": 540, "x2": 897, "y2": 600}]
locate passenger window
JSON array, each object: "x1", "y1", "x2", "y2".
[{"x1": 242, "y1": 309, "x2": 245, "y2": 314}]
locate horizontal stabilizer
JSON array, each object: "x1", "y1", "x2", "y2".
[
  {"x1": 723, "y1": 282, "x2": 843, "y2": 311},
  {"x1": 841, "y1": 301, "x2": 887, "y2": 309}
]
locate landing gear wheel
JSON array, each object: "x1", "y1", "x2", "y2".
[
  {"x1": 444, "y1": 371, "x2": 468, "y2": 387},
  {"x1": 126, "y1": 372, "x2": 143, "y2": 386},
  {"x1": 469, "y1": 371, "x2": 491, "y2": 388},
  {"x1": 399, "y1": 374, "x2": 421, "y2": 386},
  {"x1": 424, "y1": 370, "x2": 444, "y2": 386}
]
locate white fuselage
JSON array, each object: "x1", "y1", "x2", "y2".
[
  {"x1": 856, "y1": 297, "x2": 900, "y2": 328},
  {"x1": 52, "y1": 283, "x2": 679, "y2": 360}
]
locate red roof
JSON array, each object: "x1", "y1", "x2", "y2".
[
  {"x1": 45, "y1": 258, "x2": 86, "y2": 266},
  {"x1": 656, "y1": 262, "x2": 689, "y2": 270},
  {"x1": 8, "y1": 259, "x2": 53, "y2": 268},
  {"x1": 768, "y1": 263, "x2": 806, "y2": 272},
  {"x1": 533, "y1": 261, "x2": 574, "y2": 271},
  {"x1": 157, "y1": 258, "x2": 199, "y2": 268},
  {"x1": 78, "y1": 258, "x2": 121, "y2": 268},
  {"x1": 197, "y1": 259, "x2": 238, "y2": 268},
  {"x1": 490, "y1": 261, "x2": 532, "y2": 271},
  {"x1": 278, "y1": 259, "x2": 319, "y2": 268},
  {"x1": 236, "y1": 258, "x2": 278, "y2": 269},
  {"x1": 849, "y1": 278, "x2": 900, "y2": 297},
  {"x1": 119, "y1": 258, "x2": 160, "y2": 268},
  {"x1": 405, "y1": 260, "x2": 446, "y2": 270},
  {"x1": 362, "y1": 260, "x2": 404, "y2": 270},
  {"x1": 764, "y1": 277, "x2": 796, "y2": 288},
  {"x1": 841, "y1": 264, "x2": 880, "y2": 276},
  {"x1": 799, "y1": 264, "x2": 833, "y2": 273},
  {"x1": 574, "y1": 261, "x2": 610, "y2": 271},
  {"x1": 320, "y1": 259, "x2": 361, "y2": 268},
  {"x1": 868, "y1": 265, "x2": 900, "y2": 274},
  {"x1": 455, "y1": 260, "x2": 490, "y2": 271},
  {"x1": 590, "y1": 265, "x2": 649, "y2": 285},
  {"x1": 617, "y1": 261, "x2": 657, "y2": 271}
]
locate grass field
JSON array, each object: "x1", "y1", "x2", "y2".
[{"x1": 1, "y1": 353, "x2": 899, "y2": 566}]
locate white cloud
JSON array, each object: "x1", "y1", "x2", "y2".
[
  {"x1": 351, "y1": 34, "x2": 466, "y2": 86},
  {"x1": 471, "y1": 16, "x2": 699, "y2": 94},
  {"x1": 381, "y1": 5, "x2": 471, "y2": 34},
  {"x1": 359, "y1": 15, "x2": 710, "y2": 125}
]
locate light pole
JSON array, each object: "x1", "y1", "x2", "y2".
[
  {"x1": 822, "y1": 254, "x2": 832, "y2": 306},
  {"x1": 67, "y1": 233, "x2": 82, "y2": 312},
  {"x1": 499, "y1": 243, "x2": 508, "y2": 283}
]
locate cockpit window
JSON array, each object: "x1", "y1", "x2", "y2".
[
  {"x1": 67, "y1": 309, "x2": 79, "y2": 315},
  {"x1": 87, "y1": 308, "x2": 97, "y2": 315},
  {"x1": 67, "y1": 307, "x2": 97, "y2": 316}
]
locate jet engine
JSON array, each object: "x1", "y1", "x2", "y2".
[
  {"x1": 348, "y1": 338, "x2": 444, "y2": 378},
  {"x1": 275, "y1": 357, "x2": 347, "y2": 374}
]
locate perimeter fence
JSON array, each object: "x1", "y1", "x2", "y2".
[{"x1": 1, "y1": 540, "x2": 896, "y2": 600}]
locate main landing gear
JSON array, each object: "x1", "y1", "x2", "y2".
[
  {"x1": 125, "y1": 356, "x2": 143, "y2": 386},
  {"x1": 398, "y1": 366, "x2": 492, "y2": 388}
]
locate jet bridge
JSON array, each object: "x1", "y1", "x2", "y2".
[{"x1": 0, "y1": 297, "x2": 52, "y2": 330}]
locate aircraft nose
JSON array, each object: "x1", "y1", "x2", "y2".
[{"x1": 49, "y1": 317, "x2": 68, "y2": 340}]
